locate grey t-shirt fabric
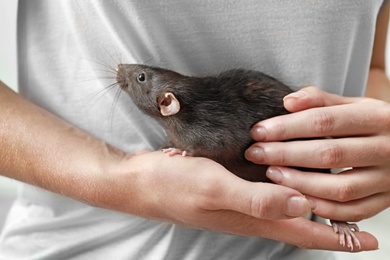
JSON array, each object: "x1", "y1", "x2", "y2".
[{"x1": 0, "y1": 0, "x2": 384, "y2": 259}]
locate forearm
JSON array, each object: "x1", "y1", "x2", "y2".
[
  {"x1": 365, "y1": 0, "x2": 389, "y2": 102},
  {"x1": 0, "y1": 83, "x2": 302, "y2": 224},
  {"x1": 0, "y1": 81, "x2": 380, "y2": 251},
  {"x1": 0, "y1": 80, "x2": 129, "y2": 206}
]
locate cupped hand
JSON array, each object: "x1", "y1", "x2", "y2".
[
  {"x1": 245, "y1": 86, "x2": 390, "y2": 224},
  {"x1": 109, "y1": 150, "x2": 377, "y2": 251}
]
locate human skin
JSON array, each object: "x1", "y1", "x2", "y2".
[
  {"x1": 2, "y1": 1, "x2": 388, "y2": 253},
  {"x1": 246, "y1": 86, "x2": 390, "y2": 222},
  {"x1": 245, "y1": 0, "x2": 390, "y2": 247},
  {"x1": 0, "y1": 79, "x2": 378, "y2": 252}
]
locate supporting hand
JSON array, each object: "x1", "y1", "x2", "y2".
[{"x1": 106, "y1": 150, "x2": 378, "y2": 251}]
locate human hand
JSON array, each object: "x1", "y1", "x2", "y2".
[
  {"x1": 245, "y1": 86, "x2": 390, "y2": 230},
  {"x1": 102, "y1": 150, "x2": 378, "y2": 251}
]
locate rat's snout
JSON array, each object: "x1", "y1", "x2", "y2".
[
  {"x1": 116, "y1": 63, "x2": 126, "y2": 72},
  {"x1": 116, "y1": 64, "x2": 128, "y2": 89},
  {"x1": 116, "y1": 63, "x2": 128, "y2": 75}
]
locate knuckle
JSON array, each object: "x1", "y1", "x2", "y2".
[
  {"x1": 336, "y1": 182, "x2": 356, "y2": 202},
  {"x1": 349, "y1": 209, "x2": 368, "y2": 222},
  {"x1": 250, "y1": 194, "x2": 272, "y2": 219},
  {"x1": 301, "y1": 86, "x2": 320, "y2": 94},
  {"x1": 377, "y1": 142, "x2": 390, "y2": 161},
  {"x1": 382, "y1": 112, "x2": 390, "y2": 129},
  {"x1": 317, "y1": 143, "x2": 343, "y2": 168},
  {"x1": 271, "y1": 119, "x2": 288, "y2": 140},
  {"x1": 303, "y1": 86, "x2": 318, "y2": 91},
  {"x1": 311, "y1": 111, "x2": 336, "y2": 135},
  {"x1": 370, "y1": 100, "x2": 390, "y2": 128},
  {"x1": 268, "y1": 145, "x2": 288, "y2": 165}
]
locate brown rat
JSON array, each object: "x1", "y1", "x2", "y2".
[
  {"x1": 116, "y1": 63, "x2": 361, "y2": 250},
  {"x1": 116, "y1": 64, "x2": 292, "y2": 181}
]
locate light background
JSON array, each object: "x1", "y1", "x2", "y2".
[{"x1": 0, "y1": 1, "x2": 389, "y2": 259}]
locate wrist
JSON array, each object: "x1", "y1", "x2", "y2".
[{"x1": 87, "y1": 149, "x2": 158, "y2": 217}]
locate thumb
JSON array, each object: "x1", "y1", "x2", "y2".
[{"x1": 214, "y1": 175, "x2": 312, "y2": 219}]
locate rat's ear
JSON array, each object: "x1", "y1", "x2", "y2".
[{"x1": 158, "y1": 92, "x2": 180, "y2": 116}]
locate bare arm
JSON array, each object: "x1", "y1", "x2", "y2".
[
  {"x1": 366, "y1": 0, "x2": 390, "y2": 101},
  {"x1": 0, "y1": 80, "x2": 378, "y2": 251},
  {"x1": 0, "y1": 80, "x2": 126, "y2": 199},
  {"x1": 0, "y1": 80, "x2": 306, "y2": 219}
]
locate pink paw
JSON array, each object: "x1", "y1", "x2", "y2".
[
  {"x1": 161, "y1": 148, "x2": 191, "y2": 157},
  {"x1": 331, "y1": 220, "x2": 361, "y2": 251}
]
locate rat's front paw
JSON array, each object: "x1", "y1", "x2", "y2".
[
  {"x1": 331, "y1": 220, "x2": 361, "y2": 251},
  {"x1": 162, "y1": 148, "x2": 192, "y2": 157}
]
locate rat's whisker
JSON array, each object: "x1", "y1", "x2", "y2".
[
  {"x1": 78, "y1": 67, "x2": 117, "y2": 75},
  {"x1": 109, "y1": 87, "x2": 123, "y2": 131},
  {"x1": 104, "y1": 46, "x2": 122, "y2": 68},
  {"x1": 81, "y1": 82, "x2": 118, "y2": 108}
]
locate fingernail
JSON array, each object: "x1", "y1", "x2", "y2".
[
  {"x1": 252, "y1": 126, "x2": 266, "y2": 141},
  {"x1": 286, "y1": 196, "x2": 311, "y2": 217},
  {"x1": 283, "y1": 91, "x2": 306, "y2": 101},
  {"x1": 245, "y1": 147, "x2": 265, "y2": 163},
  {"x1": 266, "y1": 167, "x2": 283, "y2": 183}
]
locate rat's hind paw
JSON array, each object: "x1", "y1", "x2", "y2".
[
  {"x1": 331, "y1": 220, "x2": 361, "y2": 251},
  {"x1": 162, "y1": 148, "x2": 192, "y2": 157}
]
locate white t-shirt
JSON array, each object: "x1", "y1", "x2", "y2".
[{"x1": 0, "y1": 0, "x2": 385, "y2": 259}]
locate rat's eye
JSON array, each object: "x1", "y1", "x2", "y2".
[{"x1": 137, "y1": 73, "x2": 146, "y2": 82}]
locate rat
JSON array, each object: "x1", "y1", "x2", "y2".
[{"x1": 116, "y1": 63, "x2": 361, "y2": 250}]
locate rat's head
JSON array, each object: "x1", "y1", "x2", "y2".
[{"x1": 116, "y1": 64, "x2": 184, "y2": 118}]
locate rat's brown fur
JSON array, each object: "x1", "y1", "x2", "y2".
[
  {"x1": 116, "y1": 64, "x2": 292, "y2": 181},
  {"x1": 116, "y1": 64, "x2": 361, "y2": 249}
]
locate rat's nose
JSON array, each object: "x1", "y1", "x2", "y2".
[
  {"x1": 116, "y1": 64, "x2": 125, "y2": 72},
  {"x1": 116, "y1": 64, "x2": 127, "y2": 89}
]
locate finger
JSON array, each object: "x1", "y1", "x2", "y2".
[
  {"x1": 307, "y1": 191, "x2": 390, "y2": 222},
  {"x1": 269, "y1": 218, "x2": 378, "y2": 252},
  {"x1": 209, "y1": 174, "x2": 312, "y2": 219},
  {"x1": 283, "y1": 86, "x2": 364, "y2": 112},
  {"x1": 245, "y1": 136, "x2": 389, "y2": 169},
  {"x1": 202, "y1": 212, "x2": 378, "y2": 252},
  {"x1": 251, "y1": 100, "x2": 390, "y2": 142},
  {"x1": 265, "y1": 166, "x2": 390, "y2": 202}
]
